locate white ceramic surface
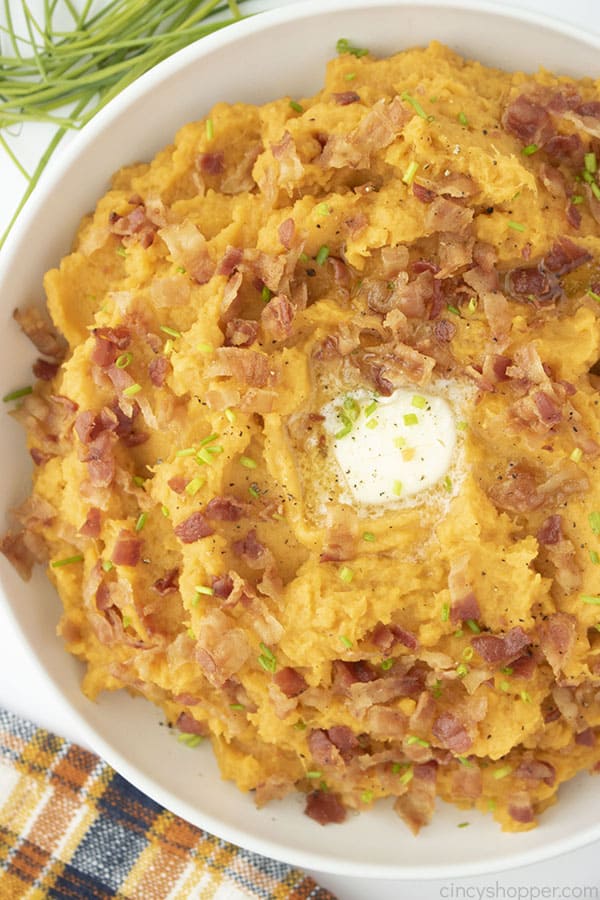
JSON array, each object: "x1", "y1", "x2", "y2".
[{"x1": 1, "y1": 0, "x2": 600, "y2": 880}]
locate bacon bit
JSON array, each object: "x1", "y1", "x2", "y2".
[
  {"x1": 380, "y1": 245, "x2": 410, "y2": 277},
  {"x1": 574, "y1": 728, "x2": 596, "y2": 747},
  {"x1": 566, "y1": 203, "x2": 582, "y2": 230},
  {"x1": 153, "y1": 568, "x2": 179, "y2": 595},
  {"x1": 450, "y1": 592, "x2": 481, "y2": 626},
  {"x1": 83, "y1": 431, "x2": 118, "y2": 488},
  {"x1": 431, "y1": 713, "x2": 472, "y2": 753},
  {"x1": 207, "y1": 347, "x2": 277, "y2": 388},
  {"x1": 365, "y1": 705, "x2": 408, "y2": 739},
  {"x1": 30, "y1": 448, "x2": 53, "y2": 466},
  {"x1": 32, "y1": 359, "x2": 59, "y2": 381},
  {"x1": 320, "y1": 505, "x2": 358, "y2": 563},
  {"x1": 370, "y1": 622, "x2": 418, "y2": 652},
  {"x1": 343, "y1": 212, "x2": 369, "y2": 237},
  {"x1": 508, "y1": 792, "x2": 535, "y2": 824},
  {"x1": 359, "y1": 342, "x2": 436, "y2": 394},
  {"x1": 305, "y1": 791, "x2": 347, "y2": 825},
  {"x1": 437, "y1": 233, "x2": 474, "y2": 278},
  {"x1": 159, "y1": 221, "x2": 214, "y2": 284},
  {"x1": 148, "y1": 356, "x2": 170, "y2": 387},
  {"x1": 510, "y1": 654, "x2": 536, "y2": 679},
  {"x1": 506, "y1": 266, "x2": 557, "y2": 303},
  {"x1": 176, "y1": 712, "x2": 208, "y2": 736},
  {"x1": 13, "y1": 306, "x2": 66, "y2": 360},
  {"x1": 278, "y1": 218, "x2": 295, "y2": 249},
  {"x1": 195, "y1": 609, "x2": 250, "y2": 686},
  {"x1": 537, "y1": 514, "x2": 562, "y2": 546},
  {"x1": 501, "y1": 93, "x2": 554, "y2": 147},
  {"x1": 333, "y1": 91, "x2": 361, "y2": 105},
  {"x1": 174, "y1": 511, "x2": 214, "y2": 544},
  {"x1": 217, "y1": 247, "x2": 243, "y2": 278},
  {"x1": 274, "y1": 666, "x2": 307, "y2": 698},
  {"x1": 79, "y1": 507, "x2": 101, "y2": 538},
  {"x1": 327, "y1": 726, "x2": 359, "y2": 761},
  {"x1": 308, "y1": 729, "x2": 341, "y2": 767},
  {"x1": 394, "y1": 772, "x2": 437, "y2": 834},
  {"x1": 167, "y1": 476, "x2": 188, "y2": 495},
  {"x1": 0, "y1": 531, "x2": 39, "y2": 581},
  {"x1": 261, "y1": 294, "x2": 296, "y2": 341},
  {"x1": 232, "y1": 528, "x2": 269, "y2": 567},
  {"x1": 538, "y1": 612, "x2": 576, "y2": 676},
  {"x1": 432, "y1": 319, "x2": 456, "y2": 343},
  {"x1": 109, "y1": 202, "x2": 158, "y2": 247},
  {"x1": 413, "y1": 182, "x2": 436, "y2": 203},
  {"x1": 424, "y1": 196, "x2": 473, "y2": 235},
  {"x1": 544, "y1": 237, "x2": 592, "y2": 275},
  {"x1": 205, "y1": 495, "x2": 247, "y2": 522},
  {"x1": 225, "y1": 318, "x2": 259, "y2": 348},
  {"x1": 514, "y1": 759, "x2": 555, "y2": 786},
  {"x1": 471, "y1": 627, "x2": 530, "y2": 666},
  {"x1": 111, "y1": 529, "x2": 142, "y2": 566},
  {"x1": 320, "y1": 96, "x2": 410, "y2": 169},
  {"x1": 196, "y1": 151, "x2": 225, "y2": 175},
  {"x1": 221, "y1": 142, "x2": 262, "y2": 195},
  {"x1": 452, "y1": 764, "x2": 482, "y2": 800},
  {"x1": 544, "y1": 133, "x2": 585, "y2": 166},
  {"x1": 211, "y1": 573, "x2": 235, "y2": 599}
]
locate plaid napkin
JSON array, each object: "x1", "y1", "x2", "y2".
[{"x1": 0, "y1": 708, "x2": 335, "y2": 899}]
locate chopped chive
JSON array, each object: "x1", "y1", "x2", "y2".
[
  {"x1": 500, "y1": 680, "x2": 510, "y2": 692},
  {"x1": 411, "y1": 394, "x2": 427, "y2": 409},
  {"x1": 456, "y1": 663, "x2": 469, "y2": 678},
  {"x1": 364, "y1": 399, "x2": 378, "y2": 417},
  {"x1": 581, "y1": 595, "x2": 600, "y2": 605},
  {"x1": 3, "y1": 386, "x2": 33, "y2": 402},
  {"x1": 135, "y1": 512, "x2": 147, "y2": 532},
  {"x1": 589, "y1": 511, "x2": 600, "y2": 535},
  {"x1": 454, "y1": 628, "x2": 464, "y2": 638},
  {"x1": 339, "y1": 633, "x2": 353, "y2": 647},
  {"x1": 195, "y1": 584, "x2": 214, "y2": 596},
  {"x1": 176, "y1": 447, "x2": 196, "y2": 458},
  {"x1": 316, "y1": 245, "x2": 330, "y2": 265},
  {"x1": 197, "y1": 342, "x2": 213, "y2": 353},
  {"x1": 161, "y1": 505, "x2": 170, "y2": 518},
  {"x1": 132, "y1": 476, "x2": 145, "y2": 487},
  {"x1": 164, "y1": 339, "x2": 174, "y2": 355},
  {"x1": 401, "y1": 91, "x2": 428, "y2": 120},
  {"x1": 336, "y1": 38, "x2": 369, "y2": 58},
  {"x1": 185, "y1": 476, "x2": 205, "y2": 496},
  {"x1": 590, "y1": 550, "x2": 600, "y2": 565},
  {"x1": 381, "y1": 658, "x2": 393, "y2": 671},
  {"x1": 229, "y1": 703, "x2": 245, "y2": 711},
  {"x1": 587, "y1": 289, "x2": 600, "y2": 303},
  {"x1": 51, "y1": 554, "x2": 84, "y2": 568},
  {"x1": 447, "y1": 304, "x2": 461, "y2": 316},
  {"x1": 522, "y1": 143, "x2": 538, "y2": 156},
  {"x1": 487, "y1": 799, "x2": 497, "y2": 811},
  {"x1": 402, "y1": 160, "x2": 419, "y2": 185},
  {"x1": 196, "y1": 448, "x2": 213, "y2": 465},
  {"x1": 361, "y1": 790, "x2": 374, "y2": 803},
  {"x1": 403, "y1": 413, "x2": 418, "y2": 426},
  {"x1": 585, "y1": 152, "x2": 597, "y2": 174},
  {"x1": 259, "y1": 642, "x2": 276, "y2": 662},
  {"x1": 258, "y1": 654, "x2": 277, "y2": 673},
  {"x1": 457, "y1": 111, "x2": 468, "y2": 126},
  {"x1": 399, "y1": 766, "x2": 414, "y2": 785},
  {"x1": 406, "y1": 735, "x2": 430, "y2": 747},
  {"x1": 362, "y1": 531, "x2": 376, "y2": 542},
  {"x1": 457, "y1": 420, "x2": 468, "y2": 431},
  {"x1": 466, "y1": 619, "x2": 480, "y2": 634},
  {"x1": 299, "y1": 252, "x2": 309, "y2": 263},
  {"x1": 187, "y1": 628, "x2": 195, "y2": 639},
  {"x1": 365, "y1": 418, "x2": 378, "y2": 429},
  {"x1": 306, "y1": 770, "x2": 323, "y2": 778},
  {"x1": 507, "y1": 221, "x2": 526, "y2": 232},
  {"x1": 457, "y1": 756, "x2": 473, "y2": 767},
  {"x1": 289, "y1": 100, "x2": 303, "y2": 113},
  {"x1": 457, "y1": 822, "x2": 470, "y2": 828},
  {"x1": 520, "y1": 690, "x2": 531, "y2": 703},
  {"x1": 393, "y1": 480, "x2": 403, "y2": 497},
  {"x1": 572, "y1": 194, "x2": 584, "y2": 205},
  {"x1": 122, "y1": 616, "x2": 131, "y2": 629},
  {"x1": 441, "y1": 603, "x2": 450, "y2": 623},
  {"x1": 160, "y1": 325, "x2": 181, "y2": 339},
  {"x1": 178, "y1": 733, "x2": 203, "y2": 748},
  {"x1": 500, "y1": 666, "x2": 513, "y2": 675},
  {"x1": 198, "y1": 432, "x2": 218, "y2": 447},
  {"x1": 335, "y1": 424, "x2": 352, "y2": 439},
  {"x1": 582, "y1": 169, "x2": 594, "y2": 184},
  {"x1": 315, "y1": 202, "x2": 330, "y2": 216},
  {"x1": 224, "y1": 408, "x2": 236, "y2": 423},
  {"x1": 467, "y1": 297, "x2": 477, "y2": 315},
  {"x1": 116, "y1": 245, "x2": 127, "y2": 258},
  {"x1": 462, "y1": 646, "x2": 474, "y2": 661},
  {"x1": 570, "y1": 447, "x2": 583, "y2": 463},
  {"x1": 248, "y1": 484, "x2": 260, "y2": 499},
  {"x1": 115, "y1": 352, "x2": 132, "y2": 368},
  {"x1": 240, "y1": 455, "x2": 257, "y2": 469},
  {"x1": 101, "y1": 560, "x2": 114, "y2": 572},
  {"x1": 205, "y1": 118, "x2": 214, "y2": 140},
  {"x1": 591, "y1": 183, "x2": 600, "y2": 201},
  {"x1": 122, "y1": 383, "x2": 142, "y2": 397},
  {"x1": 492, "y1": 766, "x2": 512, "y2": 780},
  {"x1": 443, "y1": 475, "x2": 453, "y2": 493},
  {"x1": 394, "y1": 436, "x2": 406, "y2": 449},
  {"x1": 339, "y1": 566, "x2": 354, "y2": 584},
  {"x1": 176, "y1": 266, "x2": 187, "y2": 274},
  {"x1": 344, "y1": 72, "x2": 356, "y2": 81},
  {"x1": 431, "y1": 679, "x2": 443, "y2": 699},
  {"x1": 261, "y1": 285, "x2": 272, "y2": 303}
]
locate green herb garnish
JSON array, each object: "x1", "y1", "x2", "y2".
[
  {"x1": 522, "y1": 144, "x2": 538, "y2": 156},
  {"x1": 289, "y1": 100, "x2": 303, "y2": 114},
  {"x1": 336, "y1": 38, "x2": 369, "y2": 58},
  {"x1": 316, "y1": 245, "x2": 330, "y2": 265},
  {"x1": 2, "y1": 386, "x2": 33, "y2": 402},
  {"x1": 51, "y1": 554, "x2": 84, "y2": 568}
]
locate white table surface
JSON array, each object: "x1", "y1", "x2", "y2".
[{"x1": 1, "y1": 0, "x2": 600, "y2": 896}]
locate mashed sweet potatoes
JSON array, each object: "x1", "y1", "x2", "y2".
[{"x1": 4, "y1": 41, "x2": 600, "y2": 832}]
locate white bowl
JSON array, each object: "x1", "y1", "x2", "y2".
[{"x1": 1, "y1": 0, "x2": 600, "y2": 880}]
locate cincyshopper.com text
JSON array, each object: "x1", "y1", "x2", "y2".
[{"x1": 440, "y1": 885, "x2": 599, "y2": 900}]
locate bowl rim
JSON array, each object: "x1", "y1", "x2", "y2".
[{"x1": 1, "y1": 0, "x2": 600, "y2": 880}]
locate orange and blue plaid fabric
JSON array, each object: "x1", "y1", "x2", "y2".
[{"x1": 0, "y1": 708, "x2": 335, "y2": 899}]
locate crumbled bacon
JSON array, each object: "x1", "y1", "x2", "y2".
[
  {"x1": 574, "y1": 728, "x2": 596, "y2": 747},
  {"x1": 359, "y1": 342, "x2": 435, "y2": 394},
  {"x1": 274, "y1": 666, "x2": 307, "y2": 698},
  {"x1": 278, "y1": 218, "x2": 295, "y2": 249},
  {"x1": 205, "y1": 495, "x2": 247, "y2": 522},
  {"x1": 514, "y1": 758, "x2": 556, "y2": 786},
  {"x1": 431, "y1": 712, "x2": 472, "y2": 753},
  {"x1": 225, "y1": 318, "x2": 259, "y2": 348},
  {"x1": 148, "y1": 356, "x2": 170, "y2": 387},
  {"x1": 217, "y1": 247, "x2": 243, "y2": 277},
  {"x1": 111, "y1": 529, "x2": 142, "y2": 566},
  {"x1": 261, "y1": 294, "x2": 295, "y2": 341},
  {"x1": 159, "y1": 221, "x2": 214, "y2": 284},
  {"x1": 32, "y1": 359, "x2": 59, "y2": 381},
  {"x1": 370, "y1": 622, "x2": 418, "y2": 652},
  {"x1": 305, "y1": 791, "x2": 346, "y2": 825},
  {"x1": 320, "y1": 96, "x2": 410, "y2": 169},
  {"x1": 544, "y1": 133, "x2": 584, "y2": 166},
  {"x1": 196, "y1": 151, "x2": 225, "y2": 175},
  {"x1": 308, "y1": 729, "x2": 340, "y2": 767},
  {"x1": 153, "y1": 568, "x2": 179, "y2": 595},
  {"x1": 83, "y1": 431, "x2": 118, "y2": 488},
  {"x1": 394, "y1": 766, "x2": 437, "y2": 834},
  {"x1": 207, "y1": 347, "x2": 277, "y2": 387},
  {"x1": 232, "y1": 528, "x2": 269, "y2": 567},
  {"x1": 424, "y1": 196, "x2": 473, "y2": 235},
  {"x1": 320, "y1": 505, "x2": 358, "y2": 562},
  {"x1": 538, "y1": 612, "x2": 576, "y2": 676},
  {"x1": 543, "y1": 237, "x2": 592, "y2": 275},
  {"x1": 176, "y1": 712, "x2": 208, "y2": 736},
  {"x1": 14, "y1": 306, "x2": 66, "y2": 360},
  {"x1": 195, "y1": 609, "x2": 250, "y2": 686},
  {"x1": 501, "y1": 93, "x2": 554, "y2": 146},
  {"x1": 333, "y1": 91, "x2": 361, "y2": 105},
  {"x1": 174, "y1": 511, "x2": 214, "y2": 544},
  {"x1": 471, "y1": 627, "x2": 530, "y2": 665},
  {"x1": 508, "y1": 792, "x2": 535, "y2": 824},
  {"x1": 79, "y1": 507, "x2": 101, "y2": 538},
  {"x1": 109, "y1": 202, "x2": 158, "y2": 247},
  {"x1": 413, "y1": 182, "x2": 436, "y2": 203},
  {"x1": 327, "y1": 726, "x2": 359, "y2": 761},
  {"x1": 537, "y1": 514, "x2": 562, "y2": 545},
  {"x1": 221, "y1": 143, "x2": 262, "y2": 194},
  {"x1": 450, "y1": 592, "x2": 481, "y2": 625}
]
